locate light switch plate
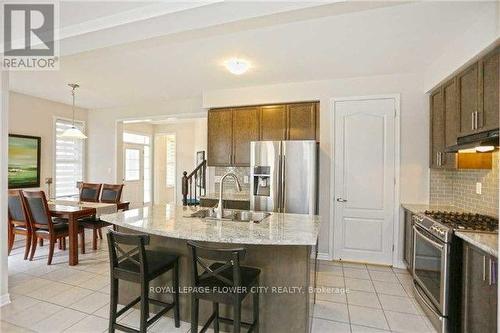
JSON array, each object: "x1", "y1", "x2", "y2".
[
  {"x1": 476, "y1": 182, "x2": 482, "y2": 194},
  {"x1": 243, "y1": 176, "x2": 249, "y2": 184}
]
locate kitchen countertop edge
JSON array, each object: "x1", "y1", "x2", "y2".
[{"x1": 455, "y1": 231, "x2": 498, "y2": 257}]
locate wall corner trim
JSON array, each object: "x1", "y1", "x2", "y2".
[{"x1": 0, "y1": 293, "x2": 11, "y2": 308}]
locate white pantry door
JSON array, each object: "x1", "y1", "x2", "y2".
[
  {"x1": 123, "y1": 144, "x2": 144, "y2": 207},
  {"x1": 333, "y1": 97, "x2": 396, "y2": 265}
]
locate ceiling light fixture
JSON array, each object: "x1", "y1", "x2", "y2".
[
  {"x1": 224, "y1": 58, "x2": 250, "y2": 75},
  {"x1": 475, "y1": 145, "x2": 495, "y2": 153},
  {"x1": 60, "y1": 83, "x2": 87, "y2": 139}
]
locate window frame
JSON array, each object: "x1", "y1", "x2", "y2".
[
  {"x1": 52, "y1": 116, "x2": 86, "y2": 198},
  {"x1": 165, "y1": 134, "x2": 176, "y2": 189}
]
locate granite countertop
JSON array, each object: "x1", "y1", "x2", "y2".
[
  {"x1": 455, "y1": 231, "x2": 498, "y2": 257},
  {"x1": 200, "y1": 192, "x2": 250, "y2": 202},
  {"x1": 100, "y1": 204, "x2": 320, "y2": 245}
]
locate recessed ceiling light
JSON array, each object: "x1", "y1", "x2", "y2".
[{"x1": 224, "y1": 58, "x2": 250, "y2": 75}]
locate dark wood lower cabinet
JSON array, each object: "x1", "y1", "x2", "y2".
[
  {"x1": 403, "y1": 209, "x2": 413, "y2": 272},
  {"x1": 461, "y1": 242, "x2": 497, "y2": 333}
]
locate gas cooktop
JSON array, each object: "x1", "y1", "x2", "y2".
[{"x1": 424, "y1": 210, "x2": 498, "y2": 233}]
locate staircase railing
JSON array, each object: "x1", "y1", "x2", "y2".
[{"x1": 182, "y1": 160, "x2": 206, "y2": 206}]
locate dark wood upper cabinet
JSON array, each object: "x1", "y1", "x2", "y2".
[
  {"x1": 461, "y1": 242, "x2": 498, "y2": 333},
  {"x1": 443, "y1": 79, "x2": 458, "y2": 168},
  {"x1": 430, "y1": 89, "x2": 445, "y2": 168},
  {"x1": 207, "y1": 109, "x2": 233, "y2": 166},
  {"x1": 478, "y1": 46, "x2": 499, "y2": 131},
  {"x1": 458, "y1": 62, "x2": 479, "y2": 136},
  {"x1": 260, "y1": 105, "x2": 287, "y2": 141},
  {"x1": 232, "y1": 107, "x2": 260, "y2": 166},
  {"x1": 208, "y1": 102, "x2": 319, "y2": 167},
  {"x1": 287, "y1": 103, "x2": 317, "y2": 140}
]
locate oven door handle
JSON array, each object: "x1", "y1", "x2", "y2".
[
  {"x1": 414, "y1": 282, "x2": 442, "y2": 319},
  {"x1": 413, "y1": 225, "x2": 444, "y2": 250}
]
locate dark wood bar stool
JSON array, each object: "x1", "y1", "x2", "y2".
[
  {"x1": 81, "y1": 184, "x2": 123, "y2": 250},
  {"x1": 107, "y1": 230, "x2": 180, "y2": 333},
  {"x1": 187, "y1": 241, "x2": 260, "y2": 333},
  {"x1": 7, "y1": 190, "x2": 32, "y2": 259}
]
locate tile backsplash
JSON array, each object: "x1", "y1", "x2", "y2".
[
  {"x1": 213, "y1": 166, "x2": 250, "y2": 193},
  {"x1": 430, "y1": 152, "x2": 499, "y2": 217}
]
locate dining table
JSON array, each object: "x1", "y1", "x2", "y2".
[{"x1": 48, "y1": 199, "x2": 130, "y2": 266}]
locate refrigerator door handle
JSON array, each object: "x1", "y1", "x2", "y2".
[
  {"x1": 282, "y1": 154, "x2": 286, "y2": 213},
  {"x1": 277, "y1": 153, "x2": 282, "y2": 213}
]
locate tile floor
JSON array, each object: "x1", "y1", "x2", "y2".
[{"x1": 2, "y1": 233, "x2": 437, "y2": 333}]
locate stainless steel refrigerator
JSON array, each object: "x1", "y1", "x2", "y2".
[{"x1": 250, "y1": 140, "x2": 317, "y2": 214}]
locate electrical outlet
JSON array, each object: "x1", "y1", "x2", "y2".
[
  {"x1": 243, "y1": 176, "x2": 249, "y2": 184},
  {"x1": 476, "y1": 182, "x2": 482, "y2": 195}
]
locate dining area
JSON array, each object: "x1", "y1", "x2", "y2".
[{"x1": 7, "y1": 183, "x2": 130, "y2": 267}]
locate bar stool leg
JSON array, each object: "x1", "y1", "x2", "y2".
[
  {"x1": 109, "y1": 278, "x2": 119, "y2": 333},
  {"x1": 213, "y1": 302, "x2": 219, "y2": 333},
  {"x1": 140, "y1": 281, "x2": 149, "y2": 333},
  {"x1": 24, "y1": 232, "x2": 31, "y2": 260},
  {"x1": 191, "y1": 297, "x2": 199, "y2": 333},
  {"x1": 233, "y1": 300, "x2": 241, "y2": 333},
  {"x1": 173, "y1": 260, "x2": 180, "y2": 327},
  {"x1": 253, "y1": 284, "x2": 260, "y2": 333}
]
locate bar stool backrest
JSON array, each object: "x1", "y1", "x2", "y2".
[
  {"x1": 80, "y1": 183, "x2": 102, "y2": 202},
  {"x1": 107, "y1": 230, "x2": 150, "y2": 277},
  {"x1": 21, "y1": 191, "x2": 54, "y2": 233},
  {"x1": 100, "y1": 184, "x2": 124, "y2": 203},
  {"x1": 8, "y1": 190, "x2": 29, "y2": 228},
  {"x1": 187, "y1": 241, "x2": 246, "y2": 288}
]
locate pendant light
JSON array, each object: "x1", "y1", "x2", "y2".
[{"x1": 60, "y1": 83, "x2": 87, "y2": 139}]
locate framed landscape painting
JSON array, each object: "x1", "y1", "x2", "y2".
[{"x1": 8, "y1": 134, "x2": 41, "y2": 189}]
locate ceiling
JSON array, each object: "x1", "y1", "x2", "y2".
[{"x1": 8, "y1": 1, "x2": 496, "y2": 109}]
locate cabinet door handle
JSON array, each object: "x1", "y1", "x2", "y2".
[
  {"x1": 436, "y1": 152, "x2": 440, "y2": 166},
  {"x1": 483, "y1": 255, "x2": 486, "y2": 281},
  {"x1": 489, "y1": 259, "x2": 497, "y2": 286},
  {"x1": 472, "y1": 112, "x2": 475, "y2": 130}
]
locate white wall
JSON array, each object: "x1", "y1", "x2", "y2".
[
  {"x1": 87, "y1": 97, "x2": 204, "y2": 184},
  {"x1": 8, "y1": 92, "x2": 88, "y2": 190},
  {"x1": 203, "y1": 73, "x2": 428, "y2": 258},
  {"x1": 155, "y1": 118, "x2": 207, "y2": 205},
  {"x1": 423, "y1": 2, "x2": 499, "y2": 91},
  {"x1": 1, "y1": 73, "x2": 10, "y2": 306}
]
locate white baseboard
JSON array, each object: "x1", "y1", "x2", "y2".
[
  {"x1": 317, "y1": 252, "x2": 332, "y2": 261},
  {"x1": 0, "y1": 293, "x2": 11, "y2": 307}
]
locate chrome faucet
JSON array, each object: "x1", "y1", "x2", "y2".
[{"x1": 215, "y1": 172, "x2": 242, "y2": 219}]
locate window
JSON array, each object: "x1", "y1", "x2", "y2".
[
  {"x1": 54, "y1": 118, "x2": 85, "y2": 197},
  {"x1": 166, "y1": 135, "x2": 176, "y2": 188},
  {"x1": 124, "y1": 148, "x2": 141, "y2": 181},
  {"x1": 123, "y1": 132, "x2": 150, "y2": 145},
  {"x1": 143, "y1": 146, "x2": 151, "y2": 203}
]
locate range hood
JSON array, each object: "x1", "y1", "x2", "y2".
[{"x1": 445, "y1": 129, "x2": 499, "y2": 153}]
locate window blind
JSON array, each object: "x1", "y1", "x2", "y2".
[
  {"x1": 166, "y1": 135, "x2": 176, "y2": 188},
  {"x1": 55, "y1": 119, "x2": 85, "y2": 197}
]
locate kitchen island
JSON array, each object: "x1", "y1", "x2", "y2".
[{"x1": 100, "y1": 204, "x2": 320, "y2": 333}]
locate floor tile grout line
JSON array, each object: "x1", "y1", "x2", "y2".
[
  {"x1": 340, "y1": 264, "x2": 354, "y2": 333},
  {"x1": 367, "y1": 269, "x2": 392, "y2": 332}
]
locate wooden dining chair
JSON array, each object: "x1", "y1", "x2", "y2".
[
  {"x1": 80, "y1": 183, "x2": 102, "y2": 202},
  {"x1": 22, "y1": 191, "x2": 86, "y2": 265},
  {"x1": 8, "y1": 190, "x2": 32, "y2": 260},
  {"x1": 80, "y1": 184, "x2": 124, "y2": 250}
]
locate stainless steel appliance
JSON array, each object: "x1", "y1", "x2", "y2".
[
  {"x1": 412, "y1": 211, "x2": 498, "y2": 333},
  {"x1": 250, "y1": 140, "x2": 317, "y2": 214}
]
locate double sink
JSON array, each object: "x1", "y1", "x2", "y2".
[{"x1": 188, "y1": 208, "x2": 271, "y2": 223}]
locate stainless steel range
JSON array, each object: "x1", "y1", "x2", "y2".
[{"x1": 412, "y1": 211, "x2": 498, "y2": 333}]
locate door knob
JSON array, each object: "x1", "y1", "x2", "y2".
[{"x1": 336, "y1": 198, "x2": 347, "y2": 202}]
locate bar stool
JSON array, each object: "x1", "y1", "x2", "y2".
[
  {"x1": 187, "y1": 241, "x2": 260, "y2": 333},
  {"x1": 107, "y1": 230, "x2": 180, "y2": 333}
]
